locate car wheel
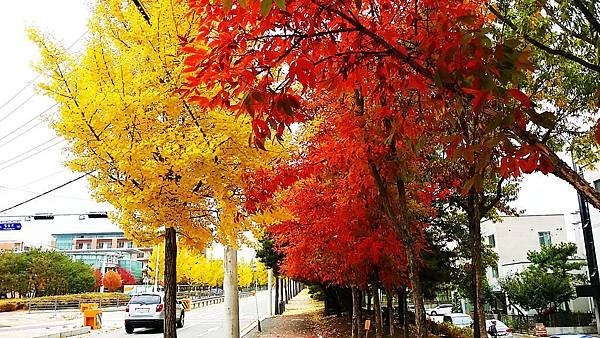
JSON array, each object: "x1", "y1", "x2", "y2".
[
  {"x1": 125, "y1": 324, "x2": 134, "y2": 334},
  {"x1": 177, "y1": 312, "x2": 185, "y2": 328},
  {"x1": 431, "y1": 311, "x2": 437, "y2": 316}
]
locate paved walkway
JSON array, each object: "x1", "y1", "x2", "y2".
[{"x1": 243, "y1": 289, "x2": 347, "y2": 338}]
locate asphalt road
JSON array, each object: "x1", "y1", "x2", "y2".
[{"x1": 89, "y1": 290, "x2": 271, "y2": 338}]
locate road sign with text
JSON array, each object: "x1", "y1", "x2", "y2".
[{"x1": 0, "y1": 222, "x2": 22, "y2": 231}]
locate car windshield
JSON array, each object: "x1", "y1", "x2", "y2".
[
  {"x1": 452, "y1": 316, "x2": 471, "y2": 325},
  {"x1": 130, "y1": 295, "x2": 161, "y2": 304}
]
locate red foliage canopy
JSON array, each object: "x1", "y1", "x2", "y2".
[
  {"x1": 117, "y1": 267, "x2": 137, "y2": 285},
  {"x1": 183, "y1": 0, "x2": 541, "y2": 177},
  {"x1": 93, "y1": 268, "x2": 103, "y2": 289},
  {"x1": 103, "y1": 270, "x2": 123, "y2": 291}
]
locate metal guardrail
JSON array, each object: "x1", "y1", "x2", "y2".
[
  {"x1": 27, "y1": 290, "x2": 258, "y2": 311},
  {"x1": 188, "y1": 291, "x2": 254, "y2": 309},
  {"x1": 28, "y1": 296, "x2": 130, "y2": 311}
]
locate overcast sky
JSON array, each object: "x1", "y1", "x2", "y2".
[{"x1": 0, "y1": 1, "x2": 584, "y2": 247}]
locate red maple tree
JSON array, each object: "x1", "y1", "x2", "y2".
[
  {"x1": 180, "y1": 1, "x2": 545, "y2": 336},
  {"x1": 103, "y1": 270, "x2": 123, "y2": 292},
  {"x1": 92, "y1": 268, "x2": 103, "y2": 289},
  {"x1": 117, "y1": 268, "x2": 137, "y2": 286}
]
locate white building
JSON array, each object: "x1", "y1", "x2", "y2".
[{"x1": 482, "y1": 214, "x2": 592, "y2": 313}]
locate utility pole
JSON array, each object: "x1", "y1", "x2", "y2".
[
  {"x1": 572, "y1": 158, "x2": 600, "y2": 335},
  {"x1": 154, "y1": 244, "x2": 160, "y2": 292},
  {"x1": 268, "y1": 269, "x2": 273, "y2": 316},
  {"x1": 224, "y1": 246, "x2": 240, "y2": 338},
  {"x1": 253, "y1": 263, "x2": 261, "y2": 332}
]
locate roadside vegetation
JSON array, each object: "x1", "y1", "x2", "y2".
[
  {"x1": 0, "y1": 249, "x2": 96, "y2": 297},
  {"x1": 0, "y1": 292, "x2": 130, "y2": 312}
]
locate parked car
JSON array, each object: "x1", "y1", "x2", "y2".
[
  {"x1": 443, "y1": 313, "x2": 473, "y2": 328},
  {"x1": 549, "y1": 336, "x2": 593, "y2": 338},
  {"x1": 485, "y1": 319, "x2": 513, "y2": 338},
  {"x1": 427, "y1": 304, "x2": 453, "y2": 316},
  {"x1": 124, "y1": 293, "x2": 185, "y2": 333}
]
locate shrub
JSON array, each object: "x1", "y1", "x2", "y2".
[{"x1": 428, "y1": 320, "x2": 473, "y2": 338}]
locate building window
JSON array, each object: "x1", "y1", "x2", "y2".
[
  {"x1": 594, "y1": 179, "x2": 600, "y2": 192},
  {"x1": 488, "y1": 235, "x2": 496, "y2": 248},
  {"x1": 127, "y1": 242, "x2": 133, "y2": 248},
  {"x1": 491, "y1": 265, "x2": 499, "y2": 278},
  {"x1": 538, "y1": 231, "x2": 552, "y2": 247},
  {"x1": 118, "y1": 241, "x2": 125, "y2": 248}
]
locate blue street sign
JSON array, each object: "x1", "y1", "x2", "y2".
[{"x1": 0, "y1": 222, "x2": 22, "y2": 231}]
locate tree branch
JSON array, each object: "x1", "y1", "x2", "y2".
[
  {"x1": 481, "y1": 178, "x2": 505, "y2": 215},
  {"x1": 488, "y1": 4, "x2": 600, "y2": 73},
  {"x1": 572, "y1": 0, "x2": 600, "y2": 35}
]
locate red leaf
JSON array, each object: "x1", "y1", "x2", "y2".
[{"x1": 508, "y1": 89, "x2": 532, "y2": 109}]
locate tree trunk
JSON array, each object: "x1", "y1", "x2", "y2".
[
  {"x1": 274, "y1": 275, "x2": 280, "y2": 315},
  {"x1": 468, "y1": 191, "x2": 487, "y2": 338},
  {"x1": 400, "y1": 288, "x2": 409, "y2": 338},
  {"x1": 352, "y1": 285, "x2": 360, "y2": 338},
  {"x1": 358, "y1": 290, "x2": 364, "y2": 337},
  {"x1": 367, "y1": 289, "x2": 372, "y2": 312},
  {"x1": 164, "y1": 227, "x2": 177, "y2": 338},
  {"x1": 372, "y1": 284, "x2": 383, "y2": 338},
  {"x1": 387, "y1": 289, "x2": 394, "y2": 336},
  {"x1": 369, "y1": 161, "x2": 427, "y2": 338}
]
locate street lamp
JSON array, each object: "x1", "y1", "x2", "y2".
[{"x1": 253, "y1": 262, "x2": 261, "y2": 332}]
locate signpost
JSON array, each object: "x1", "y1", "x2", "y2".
[{"x1": 0, "y1": 222, "x2": 22, "y2": 231}]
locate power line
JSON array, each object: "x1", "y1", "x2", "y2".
[
  {"x1": 0, "y1": 31, "x2": 87, "y2": 117},
  {"x1": 0, "y1": 139, "x2": 64, "y2": 172},
  {"x1": 18, "y1": 169, "x2": 69, "y2": 188},
  {"x1": 0, "y1": 137, "x2": 60, "y2": 167},
  {"x1": 0, "y1": 76, "x2": 40, "y2": 113},
  {"x1": 0, "y1": 171, "x2": 95, "y2": 214},
  {"x1": 0, "y1": 93, "x2": 37, "y2": 124},
  {"x1": 0, "y1": 139, "x2": 65, "y2": 174},
  {"x1": 0, "y1": 104, "x2": 57, "y2": 146},
  {"x1": 0, "y1": 184, "x2": 92, "y2": 201}
]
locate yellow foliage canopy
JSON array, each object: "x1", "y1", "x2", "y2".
[{"x1": 30, "y1": 0, "x2": 283, "y2": 249}]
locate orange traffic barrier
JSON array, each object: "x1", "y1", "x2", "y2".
[
  {"x1": 83, "y1": 309, "x2": 102, "y2": 330},
  {"x1": 80, "y1": 303, "x2": 98, "y2": 312},
  {"x1": 534, "y1": 323, "x2": 547, "y2": 337},
  {"x1": 181, "y1": 299, "x2": 191, "y2": 311}
]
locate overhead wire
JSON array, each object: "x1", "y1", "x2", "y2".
[
  {"x1": 0, "y1": 77, "x2": 40, "y2": 113},
  {"x1": 0, "y1": 171, "x2": 95, "y2": 214},
  {"x1": 0, "y1": 184, "x2": 93, "y2": 201},
  {"x1": 0, "y1": 30, "x2": 87, "y2": 116},
  {"x1": 18, "y1": 169, "x2": 69, "y2": 188},
  {"x1": 0, "y1": 93, "x2": 38, "y2": 124},
  {"x1": 0, "y1": 32, "x2": 93, "y2": 215},
  {"x1": 0, "y1": 104, "x2": 57, "y2": 147},
  {"x1": 0, "y1": 137, "x2": 61, "y2": 166},
  {"x1": 0, "y1": 139, "x2": 65, "y2": 173}
]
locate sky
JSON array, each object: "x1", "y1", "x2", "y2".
[
  {"x1": 0, "y1": 0, "x2": 585, "y2": 247},
  {"x1": 0, "y1": 0, "x2": 119, "y2": 246}
]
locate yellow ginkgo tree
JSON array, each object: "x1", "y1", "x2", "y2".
[{"x1": 30, "y1": 0, "x2": 283, "y2": 335}]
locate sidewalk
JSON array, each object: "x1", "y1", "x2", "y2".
[{"x1": 243, "y1": 289, "x2": 348, "y2": 338}]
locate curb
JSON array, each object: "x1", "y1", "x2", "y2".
[
  {"x1": 241, "y1": 315, "x2": 273, "y2": 337},
  {"x1": 32, "y1": 327, "x2": 91, "y2": 338}
]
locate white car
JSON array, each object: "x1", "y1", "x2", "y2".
[
  {"x1": 124, "y1": 293, "x2": 185, "y2": 333},
  {"x1": 443, "y1": 313, "x2": 473, "y2": 328},
  {"x1": 427, "y1": 304, "x2": 453, "y2": 316},
  {"x1": 485, "y1": 319, "x2": 513, "y2": 337}
]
